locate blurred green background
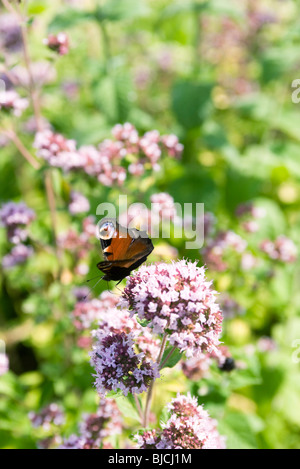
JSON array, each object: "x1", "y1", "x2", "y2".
[{"x1": 1, "y1": 0, "x2": 300, "y2": 449}]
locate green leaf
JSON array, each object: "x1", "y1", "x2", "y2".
[
  {"x1": 95, "y1": 0, "x2": 150, "y2": 22},
  {"x1": 49, "y1": 9, "x2": 95, "y2": 32},
  {"x1": 218, "y1": 411, "x2": 258, "y2": 449},
  {"x1": 161, "y1": 1, "x2": 209, "y2": 18},
  {"x1": 160, "y1": 347, "x2": 183, "y2": 369},
  {"x1": 114, "y1": 395, "x2": 141, "y2": 422},
  {"x1": 172, "y1": 81, "x2": 214, "y2": 129}
]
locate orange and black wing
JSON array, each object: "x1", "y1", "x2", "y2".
[{"x1": 97, "y1": 220, "x2": 154, "y2": 282}]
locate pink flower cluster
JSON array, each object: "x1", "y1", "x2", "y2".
[
  {"x1": 59, "y1": 398, "x2": 122, "y2": 449},
  {"x1": 90, "y1": 331, "x2": 160, "y2": 396},
  {"x1": 200, "y1": 0, "x2": 277, "y2": 97},
  {"x1": 235, "y1": 202, "x2": 266, "y2": 219},
  {"x1": 181, "y1": 353, "x2": 212, "y2": 381},
  {"x1": 90, "y1": 301, "x2": 161, "y2": 360},
  {"x1": 236, "y1": 202, "x2": 266, "y2": 233},
  {"x1": 260, "y1": 236, "x2": 297, "y2": 263},
  {"x1": 33, "y1": 130, "x2": 78, "y2": 170},
  {"x1": 43, "y1": 32, "x2": 69, "y2": 55},
  {"x1": 71, "y1": 291, "x2": 119, "y2": 331},
  {"x1": 121, "y1": 260, "x2": 223, "y2": 358},
  {"x1": 0, "y1": 353, "x2": 9, "y2": 376},
  {"x1": 68, "y1": 191, "x2": 90, "y2": 215},
  {"x1": 181, "y1": 344, "x2": 234, "y2": 380},
  {"x1": 0, "y1": 90, "x2": 29, "y2": 116},
  {"x1": 150, "y1": 192, "x2": 177, "y2": 221},
  {"x1": 57, "y1": 215, "x2": 96, "y2": 275},
  {"x1": 202, "y1": 230, "x2": 247, "y2": 271},
  {"x1": 33, "y1": 123, "x2": 183, "y2": 186},
  {"x1": 136, "y1": 393, "x2": 226, "y2": 449}
]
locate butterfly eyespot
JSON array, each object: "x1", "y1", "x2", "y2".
[{"x1": 98, "y1": 220, "x2": 116, "y2": 240}]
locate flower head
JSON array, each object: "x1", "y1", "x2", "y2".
[
  {"x1": 260, "y1": 235, "x2": 297, "y2": 263},
  {"x1": 33, "y1": 130, "x2": 79, "y2": 170},
  {"x1": 137, "y1": 393, "x2": 225, "y2": 449},
  {"x1": 0, "y1": 201, "x2": 35, "y2": 244},
  {"x1": 28, "y1": 403, "x2": 65, "y2": 430},
  {"x1": 91, "y1": 331, "x2": 159, "y2": 396},
  {"x1": 68, "y1": 191, "x2": 90, "y2": 215},
  {"x1": 0, "y1": 90, "x2": 29, "y2": 116},
  {"x1": 2, "y1": 244, "x2": 34, "y2": 268},
  {"x1": 121, "y1": 260, "x2": 223, "y2": 358},
  {"x1": 78, "y1": 398, "x2": 122, "y2": 447}
]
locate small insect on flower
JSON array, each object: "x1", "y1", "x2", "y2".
[{"x1": 96, "y1": 218, "x2": 154, "y2": 284}]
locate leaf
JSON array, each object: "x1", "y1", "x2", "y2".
[
  {"x1": 114, "y1": 395, "x2": 141, "y2": 422},
  {"x1": 172, "y1": 81, "x2": 214, "y2": 129},
  {"x1": 218, "y1": 411, "x2": 259, "y2": 449},
  {"x1": 95, "y1": 0, "x2": 150, "y2": 22},
  {"x1": 161, "y1": 1, "x2": 209, "y2": 18},
  {"x1": 48, "y1": 9, "x2": 95, "y2": 32},
  {"x1": 93, "y1": 72, "x2": 132, "y2": 123},
  {"x1": 160, "y1": 347, "x2": 183, "y2": 369}
]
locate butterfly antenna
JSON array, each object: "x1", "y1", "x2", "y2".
[
  {"x1": 83, "y1": 275, "x2": 105, "y2": 301},
  {"x1": 81, "y1": 274, "x2": 104, "y2": 284}
]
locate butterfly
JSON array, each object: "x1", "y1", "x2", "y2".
[{"x1": 97, "y1": 217, "x2": 154, "y2": 284}]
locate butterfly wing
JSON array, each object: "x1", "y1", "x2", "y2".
[{"x1": 97, "y1": 219, "x2": 154, "y2": 281}]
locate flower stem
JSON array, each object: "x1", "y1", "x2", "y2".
[
  {"x1": 45, "y1": 169, "x2": 63, "y2": 279},
  {"x1": 134, "y1": 394, "x2": 144, "y2": 424},
  {"x1": 5, "y1": 129, "x2": 41, "y2": 170},
  {"x1": 143, "y1": 331, "x2": 169, "y2": 428}
]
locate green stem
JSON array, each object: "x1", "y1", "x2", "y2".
[{"x1": 143, "y1": 331, "x2": 169, "y2": 428}]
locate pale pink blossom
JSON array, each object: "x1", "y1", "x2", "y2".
[
  {"x1": 137, "y1": 393, "x2": 226, "y2": 449},
  {"x1": 121, "y1": 260, "x2": 223, "y2": 358}
]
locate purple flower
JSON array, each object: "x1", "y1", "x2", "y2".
[
  {"x1": 90, "y1": 331, "x2": 159, "y2": 397},
  {"x1": 79, "y1": 399, "x2": 122, "y2": 443},
  {"x1": 136, "y1": 393, "x2": 226, "y2": 449},
  {"x1": 59, "y1": 398, "x2": 122, "y2": 449},
  {"x1": 0, "y1": 201, "x2": 35, "y2": 228},
  {"x1": 0, "y1": 201, "x2": 35, "y2": 243},
  {"x1": 2, "y1": 244, "x2": 34, "y2": 268},
  {"x1": 0, "y1": 14, "x2": 22, "y2": 52},
  {"x1": 28, "y1": 403, "x2": 65, "y2": 431},
  {"x1": 121, "y1": 260, "x2": 223, "y2": 358},
  {"x1": 58, "y1": 434, "x2": 86, "y2": 449}
]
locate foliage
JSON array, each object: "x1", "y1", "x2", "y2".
[{"x1": 1, "y1": 0, "x2": 300, "y2": 449}]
